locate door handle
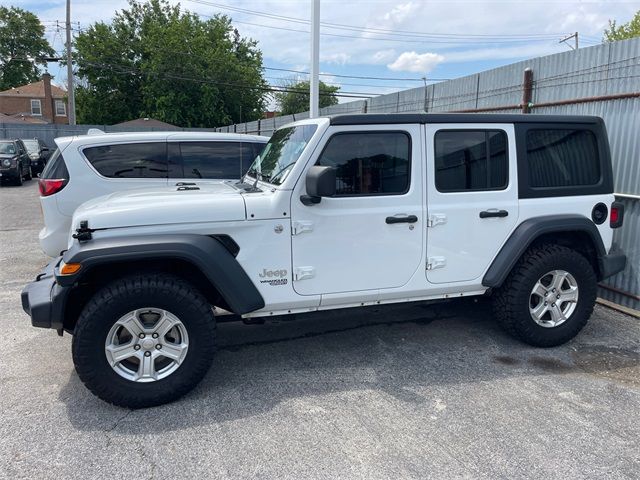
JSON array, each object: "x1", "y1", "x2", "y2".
[
  {"x1": 479, "y1": 209, "x2": 509, "y2": 218},
  {"x1": 386, "y1": 215, "x2": 418, "y2": 224}
]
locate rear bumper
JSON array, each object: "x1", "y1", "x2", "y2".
[
  {"x1": 599, "y1": 247, "x2": 626, "y2": 280},
  {"x1": 21, "y1": 257, "x2": 69, "y2": 330}
]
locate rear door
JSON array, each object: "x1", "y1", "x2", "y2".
[{"x1": 425, "y1": 123, "x2": 519, "y2": 284}]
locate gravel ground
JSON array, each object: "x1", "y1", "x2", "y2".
[{"x1": 1, "y1": 181, "x2": 639, "y2": 479}]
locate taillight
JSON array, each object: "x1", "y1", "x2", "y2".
[
  {"x1": 38, "y1": 178, "x2": 67, "y2": 197},
  {"x1": 610, "y1": 201, "x2": 624, "y2": 228}
]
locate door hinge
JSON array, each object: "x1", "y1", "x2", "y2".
[
  {"x1": 294, "y1": 267, "x2": 316, "y2": 281},
  {"x1": 426, "y1": 256, "x2": 446, "y2": 270},
  {"x1": 292, "y1": 221, "x2": 314, "y2": 235},
  {"x1": 427, "y1": 213, "x2": 447, "y2": 228}
]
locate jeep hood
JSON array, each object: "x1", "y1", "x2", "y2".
[{"x1": 72, "y1": 182, "x2": 246, "y2": 230}]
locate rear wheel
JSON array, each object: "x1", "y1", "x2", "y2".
[
  {"x1": 492, "y1": 244, "x2": 597, "y2": 347},
  {"x1": 24, "y1": 166, "x2": 32, "y2": 180},
  {"x1": 72, "y1": 274, "x2": 217, "y2": 408}
]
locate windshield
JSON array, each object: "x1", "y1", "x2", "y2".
[
  {"x1": 245, "y1": 124, "x2": 317, "y2": 185},
  {"x1": 22, "y1": 140, "x2": 38, "y2": 153},
  {"x1": 0, "y1": 142, "x2": 16, "y2": 155}
]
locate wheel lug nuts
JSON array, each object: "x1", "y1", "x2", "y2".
[
  {"x1": 144, "y1": 351, "x2": 151, "y2": 357},
  {"x1": 544, "y1": 302, "x2": 548, "y2": 306},
  {"x1": 152, "y1": 333, "x2": 158, "y2": 339},
  {"x1": 138, "y1": 333, "x2": 145, "y2": 339},
  {"x1": 552, "y1": 303, "x2": 556, "y2": 307},
  {"x1": 556, "y1": 294, "x2": 561, "y2": 299},
  {"x1": 134, "y1": 345, "x2": 141, "y2": 350},
  {"x1": 156, "y1": 344, "x2": 162, "y2": 349}
]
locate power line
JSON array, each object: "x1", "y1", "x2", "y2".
[{"x1": 184, "y1": 0, "x2": 569, "y2": 40}]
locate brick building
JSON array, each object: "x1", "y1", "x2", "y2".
[{"x1": 0, "y1": 73, "x2": 68, "y2": 124}]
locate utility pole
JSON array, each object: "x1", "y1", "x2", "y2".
[
  {"x1": 559, "y1": 32, "x2": 579, "y2": 50},
  {"x1": 309, "y1": 0, "x2": 320, "y2": 118},
  {"x1": 65, "y1": 0, "x2": 76, "y2": 125}
]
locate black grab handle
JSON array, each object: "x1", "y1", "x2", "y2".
[
  {"x1": 479, "y1": 210, "x2": 509, "y2": 218},
  {"x1": 386, "y1": 215, "x2": 418, "y2": 224}
]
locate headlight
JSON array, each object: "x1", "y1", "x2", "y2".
[
  {"x1": 30, "y1": 153, "x2": 39, "y2": 159},
  {"x1": 2, "y1": 159, "x2": 11, "y2": 167}
]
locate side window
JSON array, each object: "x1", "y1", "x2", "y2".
[
  {"x1": 41, "y1": 148, "x2": 69, "y2": 180},
  {"x1": 83, "y1": 142, "x2": 167, "y2": 178},
  {"x1": 526, "y1": 129, "x2": 600, "y2": 188},
  {"x1": 179, "y1": 142, "x2": 242, "y2": 179},
  {"x1": 434, "y1": 130, "x2": 508, "y2": 192},
  {"x1": 316, "y1": 132, "x2": 410, "y2": 196}
]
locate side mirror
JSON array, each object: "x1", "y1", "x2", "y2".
[{"x1": 300, "y1": 166, "x2": 336, "y2": 205}]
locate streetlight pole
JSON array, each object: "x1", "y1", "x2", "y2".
[
  {"x1": 65, "y1": 0, "x2": 76, "y2": 125},
  {"x1": 309, "y1": 0, "x2": 320, "y2": 118}
]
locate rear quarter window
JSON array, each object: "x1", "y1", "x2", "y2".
[
  {"x1": 526, "y1": 129, "x2": 600, "y2": 188},
  {"x1": 83, "y1": 142, "x2": 167, "y2": 178}
]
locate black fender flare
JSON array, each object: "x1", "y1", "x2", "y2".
[
  {"x1": 59, "y1": 234, "x2": 265, "y2": 314},
  {"x1": 482, "y1": 215, "x2": 606, "y2": 288}
]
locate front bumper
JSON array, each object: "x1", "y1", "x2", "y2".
[
  {"x1": 0, "y1": 167, "x2": 19, "y2": 179},
  {"x1": 21, "y1": 257, "x2": 68, "y2": 330},
  {"x1": 599, "y1": 247, "x2": 626, "y2": 279}
]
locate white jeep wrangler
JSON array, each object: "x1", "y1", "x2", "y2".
[{"x1": 22, "y1": 114, "x2": 626, "y2": 408}]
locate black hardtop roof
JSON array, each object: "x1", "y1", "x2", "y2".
[{"x1": 329, "y1": 113, "x2": 604, "y2": 126}]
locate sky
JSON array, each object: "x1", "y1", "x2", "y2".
[{"x1": 11, "y1": 0, "x2": 640, "y2": 103}]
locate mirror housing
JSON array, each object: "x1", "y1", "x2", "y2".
[{"x1": 301, "y1": 166, "x2": 336, "y2": 205}]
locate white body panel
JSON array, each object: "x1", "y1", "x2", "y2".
[
  {"x1": 39, "y1": 131, "x2": 267, "y2": 257},
  {"x1": 68, "y1": 117, "x2": 617, "y2": 318}
]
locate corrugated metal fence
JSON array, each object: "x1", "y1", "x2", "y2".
[{"x1": 219, "y1": 38, "x2": 640, "y2": 310}]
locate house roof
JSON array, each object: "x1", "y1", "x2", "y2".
[
  {"x1": 113, "y1": 117, "x2": 180, "y2": 129},
  {"x1": 0, "y1": 80, "x2": 67, "y2": 98},
  {"x1": 0, "y1": 112, "x2": 25, "y2": 124}
]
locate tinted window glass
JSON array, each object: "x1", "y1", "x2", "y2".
[
  {"x1": 22, "y1": 140, "x2": 39, "y2": 153},
  {"x1": 316, "y1": 132, "x2": 410, "y2": 195},
  {"x1": 41, "y1": 148, "x2": 69, "y2": 179},
  {"x1": 435, "y1": 130, "x2": 508, "y2": 192},
  {"x1": 84, "y1": 143, "x2": 167, "y2": 178},
  {"x1": 180, "y1": 142, "x2": 242, "y2": 179},
  {"x1": 241, "y1": 142, "x2": 261, "y2": 174},
  {"x1": 526, "y1": 129, "x2": 600, "y2": 188}
]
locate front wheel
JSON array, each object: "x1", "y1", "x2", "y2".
[
  {"x1": 72, "y1": 274, "x2": 217, "y2": 408},
  {"x1": 492, "y1": 244, "x2": 597, "y2": 347}
]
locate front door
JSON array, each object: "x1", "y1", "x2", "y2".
[
  {"x1": 290, "y1": 125, "x2": 424, "y2": 296},
  {"x1": 425, "y1": 124, "x2": 519, "y2": 284}
]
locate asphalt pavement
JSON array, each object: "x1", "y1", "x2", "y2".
[{"x1": 1, "y1": 181, "x2": 639, "y2": 479}]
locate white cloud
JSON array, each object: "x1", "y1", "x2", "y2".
[
  {"x1": 387, "y1": 51, "x2": 444, "y2": 73},
  {"x1": 320, "y1": 52, "x2": 351, "y2": 65},
  {"x1": 372, "y1": 49, "x2": 397, "y2": 64},
  {"x1": 382, "y1": 2, "x2": 418, "y2": 23}
]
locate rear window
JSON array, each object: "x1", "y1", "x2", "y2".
[
  {"x1": 83, "y1": 142, "x2": 167, "y2": 178},
  {"x1": 526, "y1": 129, "x2": 600, "y2": 188},
  {"x1": 41, "y1": 148, "x2": 69, "y2": 179}
]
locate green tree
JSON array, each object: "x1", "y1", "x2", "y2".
[
  {"x1": 74, "y1": 0, "x2": 267, "y2": 127},
  {"x1": 0, "y1": 7, "x2": 54, "y2": 90},
  {"x1": 275, "y1": 80, "x2": 340, "y2": 115},
  {"x1": 603, "y1": 11, "x2": 640, "y2": 42}
]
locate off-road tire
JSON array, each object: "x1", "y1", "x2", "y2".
[
  {"x1": 492, "y1": 244, "x2": 597, "y2": 347},
  {"x1": 72, "y1": 274, "x2": 216, "y2": 408}
]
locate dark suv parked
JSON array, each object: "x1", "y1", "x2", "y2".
[
  {"x1": 0, "y1": 139, "x2": 32, "y2": 185},
  {"x1": 21, "y1": 138, "x2": 51, "y2": 175}
]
